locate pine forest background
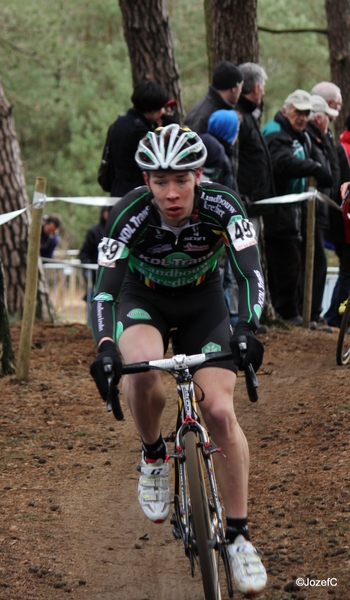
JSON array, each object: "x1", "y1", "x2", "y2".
[{"x1": 0, "y1": 0, "x2": 331, "y2": 250}]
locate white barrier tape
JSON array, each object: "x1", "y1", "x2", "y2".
[
  {"x1": 33, "y1": 191, "x2": 46, "y2": 208},
  {"x1": 45, "y1": 196, "x2": 120, "y2": 207},
  {"x1": 254, "y1": 190, "x2": 341, "y2": 211},
  {"x1": 0, "y1": 206, "x2": 29, "y2": 226},
  {"x1": 42, "y1": 258, "x2": 98, "y2": 269},
  {"x1": 0, "y1": 189, "x2": 341, "y2": 228}
]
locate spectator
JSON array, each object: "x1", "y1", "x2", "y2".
[
  {"x1": 311, "y1": 82, "x2": 350, "y2": 329},
  {"x1": 159, "y1": 99, "x2": 179, "y2": 126},
  {"x1": 199, "y1": 109, "x2": 240, "y2": 325},
  {"x1": 262, "y1": 89, "x2": 333, "y2": 325},
  {"x1": 339, "y1": 113, "x2": 350, "y2": 163},
  {"x1": 235, "y1": 63, "x2": 275, "y2": 230},
  {"x1": 109, "y1": 80, "x2": 169, "y2": 198},
  {"x1": 301, "y1": 95, "x2": 338, "y2": 327},
  {"x1": 40, "y1": 214, "x2": 61, "y2": 259},
  {"x1": 200, "y1": 108, "x2": 240, "y2": 190},
  {"x1": 184, "y1": 61, "x2": 243, "y2": 134},
  {"x1": 79, "y1": 206, "x2": 110, "y2": 295}
]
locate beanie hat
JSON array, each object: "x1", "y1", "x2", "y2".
[
  {"x1": 212, "y1": 61, "x2": 243, "y2": 90},
  {"x1": 207, "y1": 109, "x2": 240, "y2": 144}
]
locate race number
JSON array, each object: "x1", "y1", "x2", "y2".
[
  {"x1": 227, "y1": 217, "x2": 257, "y2": 251},
  {"x1": 98, "y1": 237, "x2": 126, "y2": 267}
]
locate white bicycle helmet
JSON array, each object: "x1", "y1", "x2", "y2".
[{"x1": 135, "y1": 124, "x2": 207, "y2": 171}]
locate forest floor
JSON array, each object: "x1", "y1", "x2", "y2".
[{"x1": 0, "y1": 321, "x2": 349, "y2": 600}]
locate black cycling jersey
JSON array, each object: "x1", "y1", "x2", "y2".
[{"x1": 91, "y1": 181, "x2": 265, "y2": 345}]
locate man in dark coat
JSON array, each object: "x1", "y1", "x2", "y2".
[
  {"x1": 184, "y1": 61, "x2": 243, "y2": 134},
  {"x1": 235, "y1": 63, "x2": 275, "y2": 221},
  {"x1": 108, "y1": 81, "x2": 169, "y2": 198},
  {"x1": 311, "y1": 82, "x2": 350, "y2": 328}
]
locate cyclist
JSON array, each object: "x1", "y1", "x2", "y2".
[{"x1": 90, "y1": 124, "x2": 267, "y2": 594}]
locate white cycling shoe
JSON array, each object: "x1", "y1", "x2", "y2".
[
  {"x1": 227, "y1": 534, "x2": 267, "y2": 594},
  {"x1": 137, "y1": 454, "x2": 170, "y2": 523}
]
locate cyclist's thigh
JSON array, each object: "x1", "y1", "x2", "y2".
[
  {"x1": 174, "y1": 282, "x2": 237, "y2": 374},
  {"x1": 117, "y1": 283, "x2": 170, "y2": 354},
  {"x1": 118, "y1": 323, "x2": 164, "y2": 362}
]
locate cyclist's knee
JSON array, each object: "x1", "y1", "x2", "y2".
[
  {"x1": 202, "y1": 401, "x2": 238, "y2": 437},
  {"x1": 123, "y1": 370, "x2": 160, "y2": 397}
]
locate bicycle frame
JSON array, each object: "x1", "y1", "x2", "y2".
[{"x1": 122, "y1": 351, "x2": 235, "y2": 599}]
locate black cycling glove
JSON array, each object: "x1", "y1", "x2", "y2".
[
  {"x1": 90, "y1": 340, "x2": 122, "y2": 401},
  {"x1": 230, "y1": 323, "x2": 264, "y2": 372}
]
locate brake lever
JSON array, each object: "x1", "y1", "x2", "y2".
[
  {"x1": 103, "y1": 356, "x2": 114, "y2": 412},
  {"x1": 237, "y1": 335, "x2": 259, "y2": 402}
]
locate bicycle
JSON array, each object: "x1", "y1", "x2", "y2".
[
  {"x1": 103, "y1": 336, "x2": 258, "y2": 600},
  {"x1": 336, "y1": 293, "x2": 350, "y2": 366}
]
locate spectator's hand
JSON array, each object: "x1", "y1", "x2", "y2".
[
  {"x1": 340, "y1": 182, "x2": 350, "y2": 201},
  {"x1": 313, "y1": 165, "x2": 333, "y2": 188},
  {"x1": 230, "y1": 323, "x2": 264, "y2": 372},
  {"x1": 90, "y1": 340, "x2": 122, "y2": 401}
]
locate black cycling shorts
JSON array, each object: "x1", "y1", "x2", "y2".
[{"x1": 117, "y1": 273, "x2": 237, "y2": 373}]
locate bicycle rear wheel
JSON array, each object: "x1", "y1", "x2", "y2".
[
  {"x1": 184, "y1": 430, "x2": 221, "y2": 600},
  {"x1": 336, "y1": 296, "x2": 350, "y2": 365}
]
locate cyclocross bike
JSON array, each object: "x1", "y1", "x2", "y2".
[
  {"x1": 336, "y1": 293, "x2": 350, "y2": 366},
  {"x1": 103, "y1": 336, "x2": 258, "y2": 600}
]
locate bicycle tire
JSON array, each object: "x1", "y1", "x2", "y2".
[
  {"x1": 336, "y1": 295, "x2": 350, "y2": 365},
  {"x1": 184, "y1": 430, "x2": 222, "y2": 600}
]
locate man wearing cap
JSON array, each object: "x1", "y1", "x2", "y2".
[
  {"x1": 108, "y1": 80, "x2": 169, "y2": 198},
  {"x1": 299, "y1": 95, "x2": 339, "y2": 327},
  {"x1": 311, "y1": 82, "x2": 350, "y2": 329},
  {"x1": 261, "y1": 89, "x2": 333, "y2": 326},
  {"x1": 184, "y1": 61, "x2": 243, "y2": 134}
]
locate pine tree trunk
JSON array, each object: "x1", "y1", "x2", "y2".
[
  {"x1": 0, "y1": 257, "x2": 15, "y2": 376},
  {"x1": 0, "y1": 81, "x2": 54, "y2": 321},
  {"x1": 207, "y1": 0, "x2": 259, "y2": 74},
  {"x1": 118, "y1": 0, "x2": 185, "y2": 123},
  {"x1": 325, "y1": 0, "x2": 350, "y2": 138}
]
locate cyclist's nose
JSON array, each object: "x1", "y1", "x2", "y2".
[{"x1": 166, "y1": 182, "x2": 180, "y2": 199}]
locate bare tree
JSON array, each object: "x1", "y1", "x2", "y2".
[
  {"x1": 0, "y1": 80, "x2": 53, "y2": 320},
  {"x1": 325, "y1": 0, "x2": 350, "y2": 137},
  {"x1": 205, "y1": 0, "x2": 258, "y2": 77},
  {"x1": 118, "y1": 0, "x2": 185, "y2": 122}
]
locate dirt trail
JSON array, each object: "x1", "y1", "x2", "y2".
[{"x1": 1, "y1": 323, "x2": 349, "y2": 600}]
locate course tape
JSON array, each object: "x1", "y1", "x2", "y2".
[{"x1": 0, "y1": 189, "x2": 341, "y2": 228}]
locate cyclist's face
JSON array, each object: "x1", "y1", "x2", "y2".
[{"x1": 144, "y1": 170, "x2": 201, "y2": 226}]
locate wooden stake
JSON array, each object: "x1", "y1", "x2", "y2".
[
  {"x1": 16, "y1": 178, "x2": 46, "y2": 379},
  {"x1": 302, "y1": 179, "x2": 316, "y2": 328}
]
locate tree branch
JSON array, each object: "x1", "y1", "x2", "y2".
[{"x1": 258, "y1": 26, "x2": 328, "y2": 35}]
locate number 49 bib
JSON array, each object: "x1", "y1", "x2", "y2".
[{"x1": 227, "y1": 216, "x2": 257, "y2": 251}]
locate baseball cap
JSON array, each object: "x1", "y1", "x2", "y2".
[
  {"x1": 212, "y1": 61, "x2": 243, "y2": 90},
  {"x1": 284, "y1": 89, "x2": 312, "y2": 111},
  {"x1": 310, "y1": 94, "x2": 339, "y2": 117}
]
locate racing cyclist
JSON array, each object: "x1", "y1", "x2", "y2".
[{"x1": 90, "y1": 124, "x2": 267, "y2": 594}]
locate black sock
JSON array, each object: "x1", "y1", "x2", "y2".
[
  {"x1": 226, "y1": 517, "x2": 250, "y2": 542},
  {"x1": 142, "y1": 435, "x2": 166, "y2": 461}
]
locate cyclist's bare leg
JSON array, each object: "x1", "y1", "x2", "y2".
[
  {"x1": 118, "y1": 324, "x2": 166, "y2": 445},
  {"x1": 194, "y1": 366, "x2": 249, "y2": 518}
]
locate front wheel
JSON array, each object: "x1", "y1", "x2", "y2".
[
  {"x1": 336, "y1": 295, "x2": 350, "y2": 365},
  {"x1": 184, "y1": 430, "x2": 221, "y2": 600}
]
